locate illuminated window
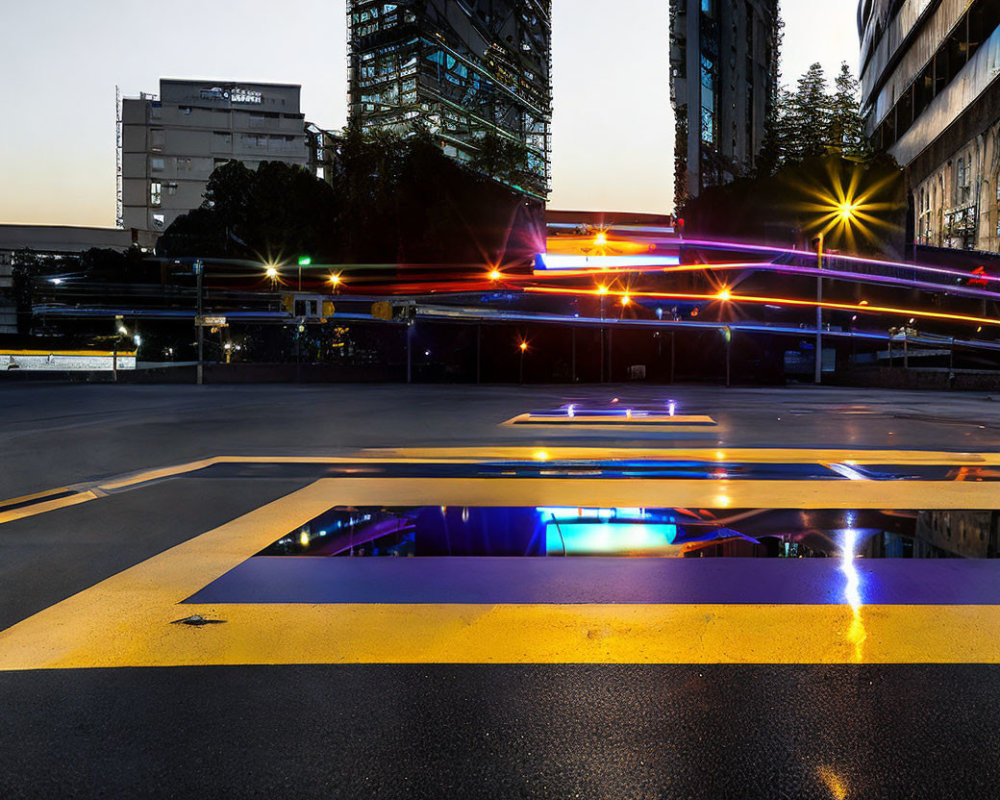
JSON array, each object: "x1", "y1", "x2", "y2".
[
  {"x1": 150, "y1": 181, "x2": 162, "y2": 207},
  {"x1": 152, "y1": 213, "x2": 165, "y2": 230}
]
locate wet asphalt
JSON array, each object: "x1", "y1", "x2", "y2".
[{"x1": 3, "y1": 384, "x2": 1000, "y2": 797}]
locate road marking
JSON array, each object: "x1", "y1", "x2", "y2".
[
  {"x1": 2, "y1": 446, "x2": 1000, "y2": 527},
  {"x1": 361, "y1": 446, "x2": 1000, "y2": 465},
  {"x1": 502, "y1": 413, "x2": 718, "y2": 429},
  {"x1": 0, "y1": 490, "x2": 99, "y2": 525},
  {"x1": 3, "y1": 478, "x2": 1000, "y2": 669}
]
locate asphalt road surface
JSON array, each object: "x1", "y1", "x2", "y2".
[{"x1": 2, "y1": 383, "x2": 1000, "y2": 798}]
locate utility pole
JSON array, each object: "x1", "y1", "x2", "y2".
[
  {"x1": 814, "y1": 233, "x2": 824, "y2": 384},
  {"x1": 406, "y1": 322, "x2": 412, "y2": 384},
  {"x1": 195, "y1": 260, "x2": 204, "y2": 386},
  {"x1": 599, "y1": 294, "x2": 605, "y2": 383}
]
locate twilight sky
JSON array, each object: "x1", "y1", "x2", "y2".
[{"x1": 0, "y1": 0, "x2": 860, "y2": 227}]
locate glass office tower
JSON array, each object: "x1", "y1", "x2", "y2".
[{"x1": 348, "y1": 0, "x2": 552, "y2": 200}]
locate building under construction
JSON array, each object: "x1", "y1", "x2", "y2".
[
  {"x1": 347, "y1": 0, "x2": 552, "y2": 200},
  {"x1": 669, "y1": 0, "x2": 780, "y2": 206}
]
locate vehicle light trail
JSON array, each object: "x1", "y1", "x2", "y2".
[
  {"x1": 525, "y1": 286, "x2": 1000, "y2": 328},
  {"x1": 681, "y1": 237, "x2": 1000, "y2": 285},
  {"x1": 528, "y1": 259, "x2": 1000, "y2": 302}
]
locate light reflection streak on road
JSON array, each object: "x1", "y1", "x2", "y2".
[{"x1": 840, "y1": 526, "x2": 867, "y2": 663}]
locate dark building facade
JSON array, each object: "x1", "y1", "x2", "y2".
[
  {"x1": 669, "y1": 0, "x2": 780, "y2": 207},
  {"x1": 859, "y1": 0, "x2": 1000, "y2": 253},
  {"x1": 347, "y1": 0, "x2": 552, "y2": 200}
]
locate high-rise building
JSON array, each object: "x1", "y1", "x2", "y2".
[
  {"x1": 347, "y1": 0, "x2": 552, "y2": 200},
  {"x1": 669, "y1": 0, "x2": 780, "y2": 206},
  {"x1": 120, "y1": 79, "x2": 309, "y2": 233},
  {"x1": 859, "y1": 0, "x2": 1000, "y2": 253}
]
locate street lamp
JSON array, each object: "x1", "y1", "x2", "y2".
[
  {"x1": 297, "y1": 256, "x2": 311, "y2": 292},
  {"x1": 519, "y1": 340, "x2": 528, "y2": 384},
  {"x1": 597, "y1": 284, "x2": 609, "y2": 382},
  {"x1": 329, "y1": 273, "x2": 343, "y2": 293},
  {"x1": 265, "y1": 265, "x2": 279, "y2": 289},
  {"x1": 489, "y1": 269, "x2": 502, "y2": 282}
]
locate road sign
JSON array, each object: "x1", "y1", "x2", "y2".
[
  {"x1": 371, "y1": 301, "x2": 393, "y2": 321},
  {"x1": 195, "y1": 315, "x2": 227, "y2": 327}
]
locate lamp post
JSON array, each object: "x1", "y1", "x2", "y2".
[
  {"x1": 814, "y1": 233, "x2": 824, "y2": 385},
  {"x1": 597, "y1": 284, "x2": 608, "y2": 383},
  {"x1": 194, "y1": 259, "x2": 204, "y2": 386},
  {"x1": 297, "y1": 256, "x2": 311, "y2": 292},
  {"x1": 519, "y1": 340, "x2": 528, "y2": 384}
]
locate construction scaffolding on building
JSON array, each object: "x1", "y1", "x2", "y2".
[{"x1": 347, "y1": 0, "x2": 552, "y2": 201}]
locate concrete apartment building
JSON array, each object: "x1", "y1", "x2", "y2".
[
  {"x1": 859, "y1": 0, "x2": 1000, "y2": 253},
  {"x1": 347, "y1": 0, "x2": 552, "y2": 200},
  {"x1": 121, "y1": 79, "x2": 309, "y2": 233},
  {"x1": 669, "y1": 0, "x2": 780, "y2": 205}
]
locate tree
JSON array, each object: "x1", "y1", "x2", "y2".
[
  {"x1": 161, "y1": 161, "x2": 338, "y2": 261},
  {"x1": 756, "y1": 61, "x2": 874, "y2": 177},
  {"x1": 830, "y1": 62, "x2": 872, "y2": 160},
  {"x1": 10, "y1": 249, "x2": 42, "y2": 334},
  {"x1": 470, "y1": 131, "x2": 530, "y2": 189},
  {"x1": 160, "y1": 128, "x2": 543, "y2": 267},
  {"x1": 787, "y1": 62, "x2": 832, "y2": 160}
]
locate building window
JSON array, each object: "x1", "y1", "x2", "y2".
[
  {"x1": 150, "y1": 157, "x2": 165, "y2": 172},
  {"x1": 152, "y1": 213, "x2": 165, "y2": 230},
  {"x1": 150, "y1": 181, "x2": 162, "y2": 207},
  {"x1": 700, "y1": 53, "x2": 718, "y2": 145}
]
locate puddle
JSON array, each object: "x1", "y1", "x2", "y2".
[{"x1": 256, "y1": 506, "x2": 998, "y2": 558}]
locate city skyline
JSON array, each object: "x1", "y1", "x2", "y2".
[{"x1": 0, "y1": 0, "x2": 860, "y2": 227}]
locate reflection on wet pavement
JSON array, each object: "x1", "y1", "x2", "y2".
[
  {"x1": 840, "y1": 526, "x2": 867, "y2": 663},
  {"x1": 259, "y1": 505, "x2": 941, "y2": 559}
]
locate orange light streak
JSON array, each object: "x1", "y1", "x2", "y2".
[
  {"x1": 525, "y1": 286, "x2": 1000, "y2": 327},
  {"x1": 531, "y1": 262, "x2": 760, "y2": 279}
]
